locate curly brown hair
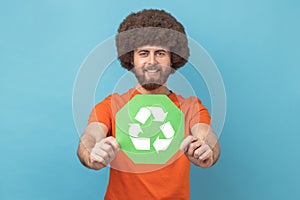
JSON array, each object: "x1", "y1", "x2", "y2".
[{"x1": 116, "y1": 9, "x2": 190, "y2": 70}]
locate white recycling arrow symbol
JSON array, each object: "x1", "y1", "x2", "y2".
[
  {"x1": 134, "y1": 107, "x2": 151, "y2": 124},
  {"x1": 148, "y1": 107, "x2": 168, "y2": 122},
  {"x1": 128, "y1": 106, "x2": 175, "y2": 153},
  {"x1": 153, "y1": 121, "x2": 175, "y2": 152},
  {"x1": 129, "y1": 123, "x2": 150, "y2": 150},
  {"x1": 128, "y1": 123, "x2": 143, "y2": 137}
]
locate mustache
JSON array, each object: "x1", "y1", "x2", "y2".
[{"x1": 143, "y1": 64, "x2": 162, "y2": 71}]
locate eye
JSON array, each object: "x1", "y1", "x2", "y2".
[
  {"x1": 138, "y1": 51, "x2": 148, "y2": 57},
  {"x1": 156, "y1": 51, "x2": 166, "y2": 57}
]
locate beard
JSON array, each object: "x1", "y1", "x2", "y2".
[
  {"x1": 139, "y1": 82, "x2": 162, "y2": 91},
  {"x1": 132, "y1": 64, "x2": 174, "y2": 91}
]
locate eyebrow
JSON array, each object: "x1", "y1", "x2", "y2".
[{"x1": 136, "y1": 49, "x2": 168, "y2": 53}]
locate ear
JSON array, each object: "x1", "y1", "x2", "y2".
[{"x1": 131, "y1": 62, "x2": 135, "y2": 68}]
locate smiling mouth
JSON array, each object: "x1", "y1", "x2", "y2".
[{"x1": 145, "y1": 69, "x2": 159, "y2": 73}]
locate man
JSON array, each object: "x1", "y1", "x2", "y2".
[{"x1": 77, "y1": 9, "x2": 220, "y2": 200}]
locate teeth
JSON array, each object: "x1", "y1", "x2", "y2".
[{"x1": 146, "y1": 70, "x2": 158, "y2": 72}]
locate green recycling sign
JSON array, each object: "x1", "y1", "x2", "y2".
[{"x1": 116, "y1": 94, "x2": 184, "y2": 164}]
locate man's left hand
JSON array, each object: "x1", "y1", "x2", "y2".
[{"x1": 180, "y1": 135, "x2": 214, "y2": 168}]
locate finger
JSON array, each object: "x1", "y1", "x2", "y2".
[
  {"x1": 180, "y1": 135, "x2": 194, "y2": 152},
  {"x1": 193, "y1": 143, "x2": 208, "y2": 159},
  {"x1": 199, "y1": 148, "x2": 212, "y2": 161},
  {"x1": 193, "y1": 142, "x2": 210, "y2": 158},
  {"x1": 199, "y1": 157, "x2": 213, "y2": 168},
  {"x1": 100, "y1": 143, "x2": 115, "y2": 160},
  {"x1": 90, "y1": 153, "x2": 107, "y2": 166},
  {"x1": 187, "y1": 139, "x2": 203, "y2": 157},
  {"x1": 92, "y1": 148, "x2": 110, "y2": 164},
  {"x1": 104, "y1": 136, "x2": 121, "y2": 152}
]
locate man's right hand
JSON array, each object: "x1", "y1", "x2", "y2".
[{"x1": 89, "y1": 136, "x2": 120, "y2": 170}]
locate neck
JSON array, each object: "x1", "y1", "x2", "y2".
[{"x1": 135, "y1": 84, "x2": 170, "y2": 95}]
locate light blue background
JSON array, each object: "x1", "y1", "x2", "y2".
[{"x1": 1, "y1": 0, "x2": 299, "y2": 199}]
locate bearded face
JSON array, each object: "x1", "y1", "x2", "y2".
[
  {"x1": 132, "y1": 64, "x2": 175, "y2": 90},
  {"x1": 132, "y1": 46, "x2": 174, "y2": 91}
]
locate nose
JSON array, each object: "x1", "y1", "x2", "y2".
[{"x1": 147, "y1": 52, "x2": 158, "y2": 65}]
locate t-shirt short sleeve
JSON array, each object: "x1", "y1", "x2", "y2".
[
  {"x1": 189, "y1": 98, "x2": 211, "y2": 128},
  {"x1": 88, "y1": 95, "x2": 112, "y2": 132}
]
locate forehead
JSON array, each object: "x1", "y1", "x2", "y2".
[{"x1": 135, "y1": 45, "x2": 169, "y2": 52}]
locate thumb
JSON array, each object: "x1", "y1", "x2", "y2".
[{"x1": 180, "y1": 135, "x2": 194, "y2": 152}]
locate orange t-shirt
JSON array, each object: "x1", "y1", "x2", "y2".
[{"x1": 89, "y1": 88, "x2": 211, "y2": 200}]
